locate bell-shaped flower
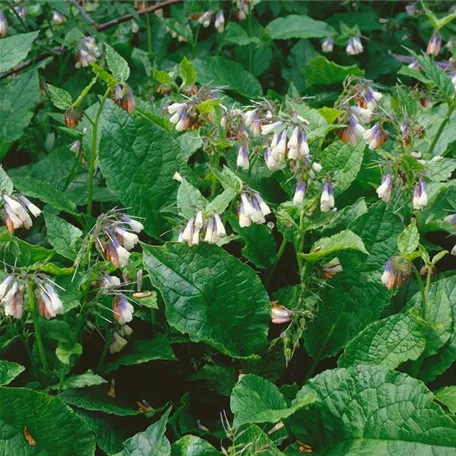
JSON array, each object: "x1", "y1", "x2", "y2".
[
  {"x1": 321, "y1": 37, "x2": 334, "y2": 53},
  {"x1": 236, "y1": 145, "x2": 249, "y2": 170},
  {"x1": 271, "y1": 302, "x2": 292, "y2": 324},
  {"x1": 363, "y1": 123, "x2": 388, "y2": 150},
  {"x1": 215, "y1": 11, "x2": 225, "y2": 33},
  {"x1": 110, "y1": 332, "x2": 128, "y2": 354},
  {"x1": 293, "y1": 182, "x2": 306, "y2": 205},
  {"x1": 0, "y1": 10, "x2": 8, "y2": 38},
  {"x1": 427, "y1": 32, "x2": 441, "y2": 56},
  {"x1": 320, "y1": 182, "x2": 335, "y2": 213},
  {"x1": 376, "y1": 173, "x2": 393, "y2": 203},
  {"x1": 346, "y1": 36, "x2": 363, "y2": 55},
  {"x1": 412, "y1": 178, "x2": 428, "y2": 210},
  {"x1": 113, "y1": 294, "x2": 134, "y2": 325}
]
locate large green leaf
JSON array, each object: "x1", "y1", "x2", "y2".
[
  {"x1": 291, "y1": 366, "x2": 456, "y2": 455},
  {"x1": 0, "y1": 387, "x2": 95, "y2": 455},
  {"x1": 304, "y1": 204, "x2": 402, "y2": 358},
  {"x1": 193, "y1": 57, "x2": 262, "y2": 98},
  {"x1": 435, "y1": 386, "x2": 456, "y2": 414},
  {"x1": 0, "y1": 166, "x2": 13, "y2": 194},
  {"x1": 230, "y1": 374, "x2": 316, "y2": 427},
  {"x1": 105, "y1": 44, "x2": 130, "y2": 82},
  {"x1": 0, "y1": 31, "x2": 39, "y2": 73},
  {"x1": 266, "y1": 15, "x2": 335, "y2": 40},
  {"x1": 143, "y1": 243, "x2": 270, "y2": 358},
  {"x1": 320, "y1": 141, "x2": 365, "y2": 196},
  {"x1": 44, "y1": 213, "x2": 83, "y2": 260},
  {"x1": 416, "y1": 53, "x2": 455, "y2": 101},
  {"x1": 177, "y1": 179, "x2": 208, "y2": 219},
  {"x1": 102, "y1": 334, "x2": 177, "y2": 373},
  {"x1": 303, "y1": 56, "x2": 364, "y2": 86},
  {"x1": 0, "y1": 361, "x2": 25, "y2": 386},
  {"x1": 338, "y1": 312, "x2": 426, "y2": 369},
  {"x1": 99, "y1": 102, "x2": 187, "y2": 238},
  {"x1": 230, "y1": 424, "x2": 284, "y2": 456},
  {"x1": 0, "y1": 71, "x2": 40, "y2": 156},
  {"x1": 171, "y1": 435, "x2": 219, "y2": 456},
  {"x1": 301, "y1": 230, "x2": 368, "y2": 262},
  {"x1": 118, "y1": 408, "x2": 171, "y2": 456}
]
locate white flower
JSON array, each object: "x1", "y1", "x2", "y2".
[
  {"x1": 363, "y1": 123, "x2": 388, "y2": 150},
  {"x1": 114, "y1": 240, "x2": 130, "y2": 267},
  {"x1": 238, "y1": 204, "x2": 251, "y2": 228},
  {"x1": 195, "y1": 211, "x2": 204, "y2": 230},
  {"x1": 102, "y1": 275, "x2": 121, "y2": 289},
  {"x1": 241, "y1": 194, "x2": 255, "y2": 217},
  {"x1": 1, "y1": 281, "x2": 17, "y2": 307},
  {"x1": 320, "y1": 183, "x2": 335, "y2": 213},
  {"x1": 271, "y1": 304, "x2": 292, "y2": 324},
  {"x1": 131, "y1": 20, "x2": 139, "y2": 34},
  {"x1": 351, "y1": 107, "x2": 372, "y2": 124},
  {"x1": 321, "y1": 37, "x2": 334, "y2": 53},
  {"x1": 215, "y1": 11, "x2": 225, "y2": 33},
  {"x1": 413, "y1": 179, "x2": 428, "y2": 210},
  {"x1": 444, "y1": 214, "x2": 456, "y2": 226},
  {"x1": 182, "y1": 217, "x2": 195, "y2": 244},
  {"x1": 173, "y1": 172, "x2": 183, "y2": 182},
  {"x1": 427, "y1": 32, "x2": 441, "y2": 56},
  {"x1": 376, "y1": 173, "x2": 393, "y2": 203},
  {"x1": 236, "y1": 145, "x2": 249, "y2": 169},
  {"x1": 322, "y1": 257, "x2": 343, "y2": 278},
  {"x1": 346, "y1": 37, "x2": 363, "y2": 55},
  {"x1": 0, "y1": 276, "x2": 13, "y2": 300},
  {"x1": 69, "y1": 140, "x2": 81, "y2": 154},
  {"x1": 293, "y1": 182, "x2": 306, "y2": 205},
  {"x1": 113, "y1": 294, "x2": 134, "y2": 325},
  {"x1": 115, "y1": 228, "x2": 139, "y2": 251},
  {"x1": 214, "y1": 212, "x2": 226, "y2": 237},
  {"x1": 204, "y1": 217, "x2": 215, "y2": 243},
  {"x1": 3, "y1": 195, "x2": 32, "y2": 229},
  {"x1": 253, "y1": 193, "x2": 271, "y2": 217},
  {"x1": 39, "y1": 285, "x2": 63, "y2": 319},
  {"x1": 199, "y1": 10, "x2": 213, "y2": 27},
  {"x1": 243, "y1": 109, "x2": 257, "y2": 128},
  {"x1": 192, "y1": 226, "x2": 200, "y2": 246},
  {"x1": 122, "y1": 216, "x2": 143, "y2": 233},
  {"x1": 264, "y1": 148, "x2": 280, "y2": 171},
  {"x1": 261, "y1": 121, "x2": 282, "y2": 135},
  {"x1": 168, "y1": 102, "x2": 187, "y2": 115},
  {"x1": 451, "y1": 245, "x2": 456, "y2": 256},
  {"x1": 0, "y1": 11, "x2": 7, "y2": 38},
  {"x1": 52, "y1": 11, "x2": 66, "y2": 25}
]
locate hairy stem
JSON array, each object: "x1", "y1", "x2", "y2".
[
  {"x1": 87, "y1": 88, "x2": 111, "y2": 216},
  {"x1": 28, "y1": 280, "x2": 49, "y2": 375}
]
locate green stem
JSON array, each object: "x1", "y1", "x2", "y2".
[
  {"x1": 210, "y1": 153, "x2": 220, "y2": 198},
  {"x1": 96, "y1": 325, "x2": 116, "y2": 372},
  {"x1": 428, "y1": 98, "x2": 456, "y2": 156},
  {"x1": 265, "y1": 237, "x2": 288, "y2": 287},
  {"x1": 87, "y1": 88, "x2": 111, "y2": 216},
  {"x1": 58, "y1": 367, "x2": 67, "y2": 394},
  {"x1": 146, "y1": 14, "x2": 153, "y2": 61},
  {"x1": 192, "y1": 24, "x2": 200, "y2": 59},
  {"x1": 411, "y1": 264, "x2": 426, "y2": 317},
  {"x1": 28, "y1": 280, "x2": 49, "y2": 374},
  {"x1": 73, "y1": 76, "x2": 98, "y2": 108}
]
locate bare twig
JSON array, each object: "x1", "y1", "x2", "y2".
[
  {"x1": 69, "y1": 0, "x2": 97, "y2": 26},
  {"x1": 0, "y1": 0, "x2": 183, "y2": 80}
]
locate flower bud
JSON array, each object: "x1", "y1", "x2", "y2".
[
  {"x1": 321, "y1": 37, "x2": 334, "y2": 53},
  {"x1": 64, "y1": 107, "x2": 83, "y2": 129}
]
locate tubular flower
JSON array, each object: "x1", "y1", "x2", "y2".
[
  {"x1": 360, "y1": 86, "x2": 383, "y2": 111},
  {"x1": 69, "y1": 140, "x2": 81, "y2": 154},
  {"x1": 427, "y1": 32, "x2": 441, "y2": 56},
  {"x1": 115, "y1": 227, "x2": 139, "y2": 251},
  {"x1": 121, "y1": 216, "x2": 144, "y2": 233},
  {"x1": 338, "y1": 115, "x2": 365, "y2": 144},
  {"x1": 75, "y1": 36, "x2": 101, "y2": 68},
  {"x1": 322, "y1": 257, "x2": 343, "y2": 279},
  {"x1": 199, "y1": 10, "x2": 213, "y2": 27},
  {"x1": 2, "y1": 194, "x2": 41, "y2": 233},
  {"x1": 203, "y1": 212, "x2": 226, "y2": 244},
  {"x1": 101, "y1": 275, "x2": 121, "y2": 289},
  {"x1": 38, "y1": 284, "x2": 64, "y2": 319},
  {"x1": 0, "y1": 10, "x2": 7, "y2": 38},
  {"x1": 363, "y1": 123, "x2": 388, "y2": 150},
  {"x1": 112, "y1": 294, "x2": 134, "y2": 325},
  {"x1": 381, "y1": 257, "x2": 412, "y2": 290},
  {"x1": 261, "y1": 121, "x2": 282, "y2": 136},
  {"x1": 236, "y1": 144, "x2": 249, "y2": 170},
  {"x1": 106, "y1": 237, "x2": 131, "y2": 268},
  {"x1": 131, "y1": 20, "x2": 139, "y2": 33},
  {"x1": 2, "y1": 281, "x2": 23, "y2": 319},
  {"x1": 271, "y1": 302, "x2": 292, "y2": 324},
  {"x1": 168, "y1": 103, "x2": 191, "y2": 131},
  {"x1": 321, "y1": 37, "x2": 334, "y2": 53},
  {"x1": 112, "y1": 84, "x2": 135, "y2": 114},
  {"x1": 215, "y1": 11, "x2": 225, "y2": 33},
  {"x1": 320, "y1": 183, "x2": 335, "y2": 213},
  {"x1": 346, "y1": 36, "x2": 363, "y2": 55},
  {"x1": 376, "y1": 173, "x2": 393, "y2": 203},
  {"x1": 0, "y1": 276, "x2": 13, "y2": 300},
  {"x1": 444, "y1": 214, "x2": 456, "y2": 226},
  {"x1": 264, "y1": 147, "x2": 280, "y2": 171},
  {"x1": 293, "y1": 182, "x2": 307, "y2": 205},
  {"x1": 412, "y1": 178, "x2": 428, "y2": 210},
  {"x1": 238, "y1": 192, "x2": 270, "y2": 227}
]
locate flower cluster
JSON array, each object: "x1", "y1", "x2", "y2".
[
  {"x1": 381, "y1": 257, "x2": 412, "y2": 290},
  {"x1": 112, "y1": 84, "x2": 135, "y2": 114},
  {"x1": 75, "y1": 36, "x2": 101, "y2": 69},
  {"x1": 199, "y1": 10, "x2": 225, "y2": 33},
  {"x1": 93, "y1": 211, "x2": 143, "y2": 268},
  {"x1": 180, "y1": 211, "x2": 226, "y2": 247},
  {"x1": 0, "y1": 276, "x2": 23, "y2": 319},
  {"x1": 236, "y1": 0, "x2": 252, "y2": 21},
  {"x1": 238, "y1": 191, "x2": 271, "y2": 227},
  {"x1": 2, "y1": 194, "x2": 41, "y2": 233},
  {"x1": 168, "y1": 102, "x2": 194, "y2": 131}
]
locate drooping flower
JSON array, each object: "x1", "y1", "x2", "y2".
[
  {"x1": 444, "y1": 214, "x2": 456, "y2": 226},
  {"x1": 271, "y1": 302, "x2": 292, "y2": 324},
  {"x1": 381, "y1": 257, "x2": 412, "y2": 290},
  {"x1": 101, "y1": 275, "x2": 121, "y2": 289},
  {"x1": 38, "y1": 284, "x2": 64, "y2": 319},
  {"x1": 346, "y1": 37, "x2": 363, "y2": 55},
  {"x1": 238, "y1": 192, "x2": 270, "y2": 227},
  {"x1": 0, "y1": 11, "x2": 7, "y2": 39},
  {"x1": 293, "y1": 182, "x2": 306, "y2": 205},
  {"x1": 412, "y1": 178, "x2": 428, "y2": 210},
  {"x1": 381, "y1": 259, "x2": 395, "y2": 290},
  {"x1": 363, "y1": 123, "x2": 388, "y2": 150},
  {"x1": 215, "y1": 11, "x2": 225, "y2": 33},
  {"x1": 2, "y1": 195, "x2": 33, "y2": 232},
  {"x1": 376, "y1": 173, "x2": 393, "y2": 203},
  {"x1": 110, "y1": 332, "x2": 128, "y2": 354},
  {"x1": 360, "y1": 86, "x2": 383, "y2": 111},
  {"x1": 199, "y1": 10, "x2": 213, "y2": 27},
  {"x1": 236, "y1": 144, "x2": 249, "y2": 169},
  {"x1": 112, "y1": 84, "x2": 135, "y2": 114},
  {"x1": 131, "y1": 20, "x2": 139, "y2": 34},
  {"x1": 75, "y1": 36, "x2": 101, "y2": 69},
  {"x1": 0, "y1": 276, "x2": 13, "y2": 300},
  {"x1": 322, "y1": 257, "x2": 343, "y2": 279},
  {"x1": 427, "y1": 32, "x2": 442, "y2": 56},
  {"x1": 69, "y1": 140, "x2": 81, "y2": 154},
  {"x1": 112, "y1": 294, "x2": 134, "y2": 325},
  {"x1": 321, "y1": 37, "x2": 334, "y2": 53},
  {"x1": 115, "y1": 227, "x2": 139, "y2": 251},
  {"x1": 19, "y1": 196, "x2": 41, "y2": 218},
  {"x1": 351, "y1": 107, "x2": 372, "y2": 124},
  {"x1": 264, "y1": 147, "x2": 280, "y2": 171},
  {"x1": 406, "y1": 3, "x2": 416, "y2": 15},
  {"x1": 52, "y1": 10, "x2": 66, "y2": 25},
  {"x1": 2, "y1": 281, "x2": 23, "y2": 319},
  {"x1": 121, "y1": 216, "x2": 144, "y2": 233},
  {"x1": 106, "y1": 237, "x2": 131, "y2": 268},
  {"x1": 320, "y1": 182, "x2": 335, "y2": 213},
  {"x1": 339, "y1": 115, "x2": 365, "y2": 144},
  {"x1": 261, "y1": 121, "x2": 282, "y2": 135}
]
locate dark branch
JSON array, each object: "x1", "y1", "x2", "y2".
[
  {"x1": 69, "y1": 0, "x2": 97, "y2": 26},
  {"x1": 0, "y1": 0, "x2": 183, "y2": 80}
]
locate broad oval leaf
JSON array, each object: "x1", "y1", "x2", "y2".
[
  {"x1": 143, "y1": 243, "x2": 270, "y2": 358},
  {"x1": 266, "y1": 15, "x2": 336, "y2": 40},
  {"x1": 291, "y1": 365, "x2": 456, "y2": 455},
  {"x1": 44, "y1": 213, "x2": 83, "y2": 260},
  {"x1": 303, "y1": 56, "x2": 364, "y2": 86},
  {"x1": 171, "y1": 435, "x2": 219, "y2": 456},
  {"x1": 0, "y1": 387, "x2": 95, "y2": 455},
  {"x1": 0, "y1": 361, "x2": 25, "y2": 386},
  {"x1": 0, "y1": 31, "x2": 39, "y2": 73}
]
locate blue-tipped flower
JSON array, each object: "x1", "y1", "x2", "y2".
[
  {"x1": 113, "y1": 294, "x2": 134, "y2": 325},
  {"x1": 363, "y1": 123, "x2": 388, "y2": 150},
  {"x1": 215, "y1": 11, "x2": 225, "y2": 33},
  {"x1": 320, "y1": 183, "x2": 335, "y2": 212},
  {"x1": 0, "y1": 275, "x2": 13, "y2": 301},
  {"x1": 293, "y1": 182, "x2": 307, "y2": 205},
  {"x1": 444, "y1": 214, "x2": 456, "y2": 226},
  {"x1": 236, "y1": 144, "x2": 249, "y2": 169},
  {"x1": 339, "y1": 114, "x2": 366, "y2": 144},
  {"x1": 2, "y1": 282, "x2": 23, "y2": 319},
  {"x1": 121, "y1": 216, "x2": 144, "y2": 233},
  {"x1": 376, "y1": 173, "x2": 393, "y2": 203},
  {"x1": 346, "y1": 37, "x2": 363, "y2": 55},
  {"x1": 427, "y1": 32, "x2": 441, "y2": 56},
  {"x1": 381, "y1": 257, "x2": 412, "y2": 290},
  {"x1": 321, "y1": 37, "x2": 334, "y2": 53},
  {"x1": 38, "y1": 284, "x2": 63, "y2": 319},
  {"x1": 199, "y1": 10, "x2": 213, "y2": 27},
  {"x1": 412, "y1": 178, "x2": 428, "y2": 210},
  {"x1": 0, "y1": 10, "x2": 8, "y2": 38}
]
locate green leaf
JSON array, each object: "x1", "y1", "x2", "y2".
[
  {"x1": 179, "y1": 57, "x2": 197, "y2": 86},
  {"x1": 303, "y1": 56, "x2": 364, "y2": 86},
  {"x1": 105, "y1": 44, "x2": 130, "y2": 82},
  {"x1": 304, "y1": 204, "x2": 402, "y2": 358},
  {"x1": 59, "y1": 386, "x2": 141, "y2": 416},
  {"x1": 222, "y1": 22, "x2": 260, "y2": 46},
  {"x1": 302, "y1": 230, "x2": 368, "y2": 262},
  {"x1": 435, "y1": 386, "x2": 456, "y2": 414},
  {"x1": 0, "y1": 361, "x2": 25, "y2": 386},
  {"x1": 0, "y1": 387, "x2": 95, "y2": 455},
  {"x1": 423, "y1": 4, "x2": 456, "y2": 29},
  {"x1": 239, "y1": 223, "x2": 277, "y2": 269},
  {"x1": 338, "y1": 312, "x2": 426, "y2": 369},
  {"x1": 187, "y1": 364, "x2": 237, "y2": 396},
  {"x1": 193, "y1": 57, "x2": 262, "y2": 98},
  {"x1": 102, "y1": 334, "x2": 177, "y2": 373},
  {"x1": 206, "y1": 188, "x2": 237, "y2": 214},
  {"x1": 0, "y1": 31, "x2": 39, "y2": 73},
  {"x1": 0, "y1": 166, "x2": 14, "y2": 195},
  {"x1": 47, "y1": 84, "x2": 73, "y2": 110},
  {"x1": 290, "y1": 366, "x2": 456, "y2": 454},
  {"x1": 51, "y1": 370, "x2": 107, "y2": 392},
  {"x1": 397, "y1": 220, "x2": 419, "y2": 255},
  {"x1": 177, "y1": 179, "x2": 208, "y2": 219},
  {"x1": 416, "y1": 53, "x2": 455, "y2": 101},
  {"x1": 266, "y1": 15, "x2": 336, "y2": 40},
  {"x1": 320, "y1": 141, "x2": 365, "y2": 196},
  {"x1": 171, "y1": 435, "x2": 219, "y2": 456},
  {"x1": 153, "y1": 69, "x2": 172, "y2": 85},
  {"x1": 427, "y1": 158, "x2": 456, "y2": 182},
  {"x1": 397, "y1": 65, "x2": 432, "y2": 85},
  {"x1": 91, "y1": 62, "x2": 117, "y2": 88},
  {"x1": 230, "y1": 374, "x2": 316, "y2": 427},
  {"x1": 119, "y1": 407, "x2": 171, "y2": 456},
  {"x1": 45, "y1": 213, "x2": 83, "y2": 260},
  {"x1": 212, "y1": 165, "x2": 243, "y2": 192},
  {"x1": 99, "y1": 101, "x2": 187, "y2": 239},
  {"x1": 143, "y1": 243, "x2": 270, "y2": 358},
  {"x1": 230, "y1": 424, "x2": 284, "y2": 456},
  {"x1": 0, "y1": 71, "x2": 40, "y2": 155},
  {"x1": 13, "y1": 176, "x2": 77, "y2": 214}
]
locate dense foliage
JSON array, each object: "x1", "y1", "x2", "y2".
[{"x1": 1, "y1": 0, "x2": 456, "y2": 454}]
